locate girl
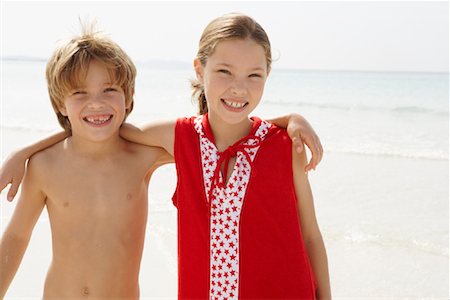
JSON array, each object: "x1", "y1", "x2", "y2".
[{"x1": 125, "y1": 13, "x2": 331, "y2": 299}]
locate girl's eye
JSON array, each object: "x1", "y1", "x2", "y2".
[
  {"x1": 104, "y1": 87, "x2": 117, "y2": 92},
  {"x1": 72, "y1": 91, "x2": 85, "y2": 96},
  {"x1": 249, "y1": 73, "x2": 262, "y2": 78},
  {"x1": 218, "y1": 69, "x2": 231, "y2": 75}
]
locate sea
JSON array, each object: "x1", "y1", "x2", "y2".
[{"x1": 1, "y1": 59, "x2": 448, "y2": 299}]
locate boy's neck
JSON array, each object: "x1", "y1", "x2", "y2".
[
  {"x1": 65, "y1": 132, "x2": 125, "y2": 158},
  {"x1": 208, "y1": 113, "x2": 253, "y2": 152}
]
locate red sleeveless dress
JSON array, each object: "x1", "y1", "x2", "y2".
[{"x1": 173, "y1": 114, "x2": 316, "y2": 299}]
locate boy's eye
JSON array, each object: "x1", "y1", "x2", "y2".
[
  {"x1": 72, "y1": 90, "x2": 85, "y2": 95},
  {"x1": 104, "y1": 87, "x2": 117, "y2": 92}
]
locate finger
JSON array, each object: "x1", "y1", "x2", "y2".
[
  {"x1": 311, "y1": 141, "x2": 323, "y2": 171},
  {"x1": 316, "y1": 137, "x2": 323, "y2": 164},
  {"x1": 305, "y1": 160, "x2": 314, "y2": 173},
  {"x1": 7, "y1": 179, "x2": 19, "y2": 202},
  {"x1": 293, "y1": 136, "x2": 304, "y2": 153},
  {"x1": 309, "y1": 152, "x2": 318, "y2": 172},
  {"x1": 0, "y1": 177, "x2": 9, "y2": 195},
  {"x1": 309, "y1": 137, "x2": 322, "y2": 170},
  {"x1": 316, "y1": 141, "x2": 322, "y2": 168},
  {"x1": 304, "y1": 150, "x2": 316, "y2": 173},
  {"x1": 307, "y1": 141, "x2": 319, "y2": 170},
  {"x1": 318, "y1": 141, "x2": 324, "y2": 165}
]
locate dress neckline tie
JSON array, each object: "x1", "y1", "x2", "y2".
[{"x1": 208, "y1": 134, "x2": 262, "y2": 203}]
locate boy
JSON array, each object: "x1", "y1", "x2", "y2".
[{"x1": 0, "y1": 26, "x2": 171, "y2": 298}]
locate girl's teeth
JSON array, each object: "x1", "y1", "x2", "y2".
[{"x1": 224, "y1": 100, "x2": 246, "y2": 108}]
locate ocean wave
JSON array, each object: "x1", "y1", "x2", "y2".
[
  {"x1": 1, "y1": 55, "x2": 47, "y2": 62},
  {"x1": 391, "y1": 106, "x2": 447, "y2": 115},
  {"x1": 327, "y1": 229, "x2": 449, "y2": 257},
  {"x1": 264, "y1": 99, "x2": 449, "y2": 116},
  {"x1": 325, "y1": 146, "x2": 448, "y2": 161},
  {"x1": 0, "y1": 123, "x2": 58, "y2": 133}
]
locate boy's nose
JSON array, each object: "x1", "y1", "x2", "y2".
[{"x1": 87, "y1": 95, "x2": 106, "y2": 108}]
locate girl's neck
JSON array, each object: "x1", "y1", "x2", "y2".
[{"x1": 207, "y1": 113, "x2": 253, "y2": 152}]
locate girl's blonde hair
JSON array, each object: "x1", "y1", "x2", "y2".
[
  {"x1": 191, "y1": 13, "x2": 272, "y2": 115},
  {"x1": 46, "y1": 22, "x2": 137, "y2": 131}
]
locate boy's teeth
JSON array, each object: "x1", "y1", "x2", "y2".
[
  {"x1": 224, "y1": 100, "x2": 246, "y2": 108},
  {"x1": 85, "y1": 115, "x2": 111, "y2": 124}
]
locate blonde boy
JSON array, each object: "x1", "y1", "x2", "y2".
[{"x1": 0, "y1": 26, "x2": 170, "y2": 298}]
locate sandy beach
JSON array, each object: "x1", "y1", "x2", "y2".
[{"x1": 1, "y1": 124, "x2": 448, "y2": 299}]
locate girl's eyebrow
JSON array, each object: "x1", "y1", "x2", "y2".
[
  {"x1": 215, "y1": 62, "x2": 266, "y2": 72},
  {"x1": 250, "y1": 67, "x2": 266, "y2": 72},
  {"x1": 215, "y1": 62, "x2": 232, "y2": 68}
]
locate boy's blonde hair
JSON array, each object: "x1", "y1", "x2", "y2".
[
  {"x1": 46, "y1": 23, "x2": 137, "y2": 131},
  {"x1": 191, "y1": 13, "x2": 272, "y2": 115}
]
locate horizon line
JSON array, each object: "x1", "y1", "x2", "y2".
[{"x1": 1, "y1": 55, "x2": 448, "y2": 75}]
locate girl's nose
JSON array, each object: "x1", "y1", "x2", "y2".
[{"x1": 230, "y1": 78, "x2": 247, "y2": 96}]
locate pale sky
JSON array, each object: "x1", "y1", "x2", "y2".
[{"x1": 1, "y1": 1, "x2": 449, "y2": 72}]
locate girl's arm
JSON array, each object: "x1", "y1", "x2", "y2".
[
  {"x1": 0, "y1": 131, "x2": 69, "y2": 201},
  {"x1": 120, "y1": 120, "x2": 176, "y2": 156},
  {"x1": 120, "y1": 114, "x2": 323, "y2": 172},
  {"x1": 0, "y1": 156, "x2": 47, "y2": 297},
  {"x1": 292, "y1": 148, "x2": 331, "y2": 299},
  {"x1": 267, "y1": 113, "x2": 323, "y2": 172}
]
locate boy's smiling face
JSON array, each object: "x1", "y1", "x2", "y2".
[{"x1": 59, "y1": 60, "x2": 129, "y2": 142}]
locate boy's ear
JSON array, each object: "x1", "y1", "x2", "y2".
[
  {"x1": 193, "y1": 58, "x2": 204, "y2": 84},
  {"x1": 59, "y1": 104, "x2": 68, "y2": 116}
]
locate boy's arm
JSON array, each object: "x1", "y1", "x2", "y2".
[
  {"x1": 0, "y1": 156, "x2": 47, "y2": 297},
  {"x1": 267, "y1": 113, "x2": 323, "y2": 172},
  {"x1": 292, "y1": 148, "x2": 331, "y2": 299},
  {"x1": 120, "y1": 120, "x2": 176, "y2": 156},
  {"x1": 0, "y1": 131, "x2": 69, "y2": 201}
]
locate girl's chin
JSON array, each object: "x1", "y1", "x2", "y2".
[{"x1": 217, "y1": 113, "x2": 252, "y2": 127}]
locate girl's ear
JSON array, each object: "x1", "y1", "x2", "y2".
[{"x1": 193, "y1": 58, "x2": 204, "y2": 84}]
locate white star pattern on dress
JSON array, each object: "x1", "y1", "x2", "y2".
[{"x1": 194, "y1": 116, "x2": 271, "y2": 300}]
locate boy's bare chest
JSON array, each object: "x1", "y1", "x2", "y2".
[{"x1": 42, "y1": 158, "x2": 150, "y2": 216}]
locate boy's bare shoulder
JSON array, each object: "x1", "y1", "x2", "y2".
[
  {"x1": 122, "y1": 139, "x2": 172, "y2": 166},
  {"x1": 28, "y1": 139, "x2": 66, "y2": 167},
  {"x1": 24, "y1": 139, "x2": 67, "y2": 185}
]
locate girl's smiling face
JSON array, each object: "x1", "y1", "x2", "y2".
[{"x1": 195, "y1": 38, "x2": 268, "y2": 127}]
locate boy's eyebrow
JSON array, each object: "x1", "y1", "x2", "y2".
[
  {"x1": 70, "y1": 86, "x2": 86, "y2": 90},
  {"x1": 69, "y1": 82, "x2": 117, "y2": 91}
]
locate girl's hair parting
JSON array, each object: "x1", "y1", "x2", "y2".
[
  {"x1": 46, "y1": 21, "x2": 137, "y2": 131},
  {"x1": 191, "y1": 13, "x2": 272, "y2": 115}
]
